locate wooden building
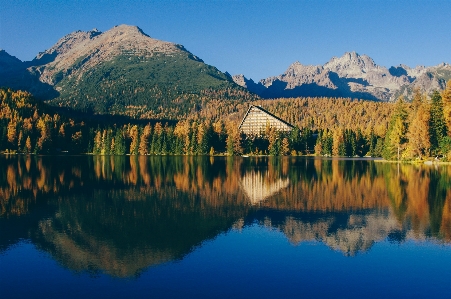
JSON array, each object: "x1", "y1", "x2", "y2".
[{"x1": 239, "y1": 105, "x2": 294, "y2": 135}]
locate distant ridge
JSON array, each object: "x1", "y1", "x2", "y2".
[{"x1": 233, "y1": 51, "x2": 451, "y2": 101}]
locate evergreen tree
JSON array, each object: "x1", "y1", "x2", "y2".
[
  {"x1": 314, "y1": 130, "x2": 323, "y2": 155},
  {"x1": 368, "y1": 127, "x2": 377, "y2": 157},
  {"x1": 300, "y1": 127, "x2": 314, "y2": 154},
  {"x1": 114, "y1": 129, "x2": 126, "y2": 155},
  {"x1": 355, "y1": 128, "x2": 368, "y2": 157},
  {"x1": 321, "y1": 129, "x2": 333, "y2": 156},
  {"x1": 289, "y1": 126, "x2": 301, "y2": 152},
  {"x1": 429, "y1": 91, "x2": 447, "y2": 155},
  {"x1": 442, "y1": 80, "x2": 451, "y2": 134}
]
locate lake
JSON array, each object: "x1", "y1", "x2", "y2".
[{"x1": 1, "y1": 155, "x2": 451, "y2": 298}]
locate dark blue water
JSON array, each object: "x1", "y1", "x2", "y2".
[{"x1": 1, "y1": 155, "x2": 451, "y2": 298}]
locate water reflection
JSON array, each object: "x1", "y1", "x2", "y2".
[{"x1": 2, "y1": 155, "x2": 451, "y2": 275}]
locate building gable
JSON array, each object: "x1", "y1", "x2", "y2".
[{"x1": 239, "y1": 105, "x2": 294, "y2": 135}]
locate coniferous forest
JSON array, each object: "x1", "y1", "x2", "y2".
[{"x1": 1, "y1": 80, "x2": 451, "y2": 160}]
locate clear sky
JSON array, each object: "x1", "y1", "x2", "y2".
[{"x1": 1, "y1": 0, "x2": 450, "y2": 81}]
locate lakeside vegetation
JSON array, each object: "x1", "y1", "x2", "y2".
[{"x1": 1, "y1": 81, "x2": 451, "y2": 160}]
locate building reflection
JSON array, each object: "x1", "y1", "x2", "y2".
[{"x1": 239, "y1": 169, "x2": 290, "y2": 204}]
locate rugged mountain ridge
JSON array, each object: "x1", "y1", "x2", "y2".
[
  {"x1": 233, "y1": 51, "x2": 451, "y2": 101},
  {"x1": 2, "y1": 26, "x2": 450, "y2": 113}
]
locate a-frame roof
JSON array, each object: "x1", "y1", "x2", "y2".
[{"x1": 238, "y1": 105, "x2": 294, "y2": 134}]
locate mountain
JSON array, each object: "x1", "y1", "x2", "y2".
[
  {"x1": 3, "y1": 28, "x2": 450, "y2": 112},
  {"x1": 0, "y1": 25, "x2": 253, "y2": 118},
  {"x1": 233, "y1": 51, "x2": 451, "y2": 101}
]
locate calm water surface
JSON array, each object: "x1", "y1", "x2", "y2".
[{"x1": 1, "y1": 155, "x2": 451, "y2": 298}]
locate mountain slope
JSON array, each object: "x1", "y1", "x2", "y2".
[
  {"x1": 1, "y1": 25, "x2": 253, "y2": 119},
  {"x1": 37, "y1": 25, "x2": 251, "y2": 117},
  {"x1": 0, "y1": 50, "x2": 57, "y2": 99}
]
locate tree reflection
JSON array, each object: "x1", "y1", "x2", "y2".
[{"x1": 2, "y1": 155, "x2": 451, "y2": 275}]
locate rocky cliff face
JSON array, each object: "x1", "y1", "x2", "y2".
[{"x1": 233, "y1": 51, "x2": 451, "y2": 101}]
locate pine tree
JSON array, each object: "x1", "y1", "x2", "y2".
[
  {"x1": 429, "y1": 91, "x2": 447, "y2": 155},
  {"x1": 314, "y1": 130, "x2": 323, "y2": 155},
  {"x1": 355, "y1": 128, "x2": 367, "y2": 157},
  {"x1": 114, "y1": 129, "x2": 126, "y2": 155},
  {"x1": 289, "y1": 126, "x2": 301, "y2": 152},
  {"x1": 154, "y1": 122, "x2": 164, "y2": 154},
  {"x1": 321, "y1": 129, "x2": 333, "y2": 156},
  {"x1": 267, "y1": 128, "x2": 281, "y2": 156},
  {"x1": 442, "y1": 80, "x2": 451, "y2": 134}
]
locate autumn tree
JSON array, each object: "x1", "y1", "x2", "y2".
[
  {"x1": 226, "y1": 124, "x2": 242, "y2": 155},
  {"x1": 281, "y1": 137, "x2": 290, "y2": 156},
  {"x1": 129, "y1": 125, "x2": 139, "y2": 155},
  {"x1": 139, "y1": 123, "x2": 152, "y2": 155},
  {"x1": 7, "y1": 119, "x2": 17, "y2": 147},
  {"x1": 93, "y1": 130, "x2": 102, "y2": 154},
  {"x1": 332, "y1": 128, "x2": 344, "y2": 156},
  {"x1": 405, "y1": 101, "x2": 430, "y2": 159},
  {"x1": 25, "y1": 136, "x2": 32, "y2": 153},
  {"x1": 383, "y1": 97, "x2": 408, "y2": 160},
  {"x1": 35, "y1": 115, "x2": 52, "y2": 153}
]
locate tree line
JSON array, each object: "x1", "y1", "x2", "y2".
[{"x1": 1, "y1": 81, "x2": 451, "y2": 159}]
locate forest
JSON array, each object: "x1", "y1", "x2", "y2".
[{"x1": 0, "y1": 80, "x2": 450, "y2": 160}]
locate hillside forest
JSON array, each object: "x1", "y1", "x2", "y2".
[{"x1": 1, "y1": 80, "x2": 451, "y2": 160}]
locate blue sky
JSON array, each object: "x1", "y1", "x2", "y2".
[{"x1": 1, "y1": 0, "x2": 450, "y2": 81}]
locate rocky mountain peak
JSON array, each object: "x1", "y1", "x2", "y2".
[
  {"x1": 32, "y1": 24, "x2": 190, "y2": 85},
  {"x1": 105, "y1": 24, "x2": 150, "y2": 39},
  {"x1": 324, "y1": 51, "x2": 378, "y2": 77}
]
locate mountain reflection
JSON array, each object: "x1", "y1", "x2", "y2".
[{"x1": 2, "y1": 155, "x2": 451, "y2": 275}]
